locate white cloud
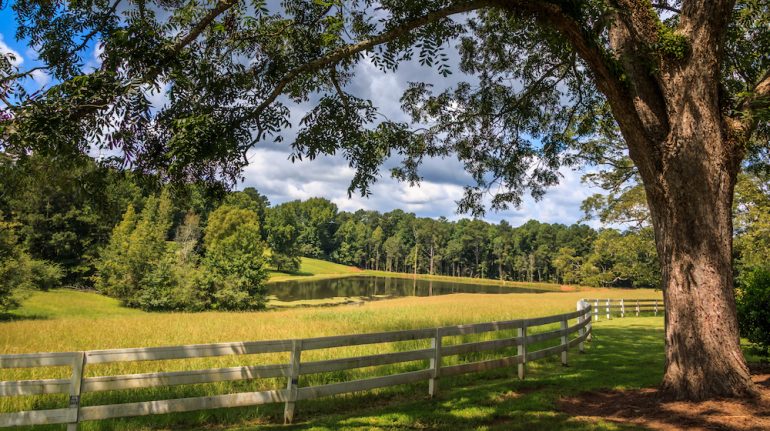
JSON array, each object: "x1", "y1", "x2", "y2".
[
  {"x1": 239, "y1": 142, "x2": 603, "y2": 227},
  {"x1": 30, "y1": 68, "x2": 50, "y2": 87},
  {"x1": 0, "y1": 33, "x2": 23, "y2": 67}
]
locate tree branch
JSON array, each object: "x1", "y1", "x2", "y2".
[
  {"x1": 250, "y1": 0, "x2": 494, "y2": 131},
  {"x1": 679, "y1": 0, "x2": 735, "y2": 53},
  {"x1": 172, "y1": 0, "x2": 239, "y2": 54},
  {"x1": 732, "y1": 68, "x2": 770, "y2": 136},
  {"x1": 652, "y1": 2, "x2": 681, "y2": 13},
  {"x1": 514, "y1": 1, "x2": 663, "y2": 182},
  {"x1": 72, "y1": 0, "x2": 123, "y2": 55},
  {"x1": 0, "y1": 66, "x2": 47, "y2": 86}
]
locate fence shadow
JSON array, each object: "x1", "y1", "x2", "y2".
[{"x1": 237, "y1": 320, "x2": 666, "y2": 431}]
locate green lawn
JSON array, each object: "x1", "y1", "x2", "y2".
[
  {"x1": 254, "y1": 317, "x2": 664, "y2": 431},
  {"x1": 266, "y1": 257, "x2": 362, "y2": 283},
  {"x1": 6, "y1": 289, "x2": 145, "y2": 320}
]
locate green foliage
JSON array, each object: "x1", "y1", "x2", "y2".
[
  {"x1": 265, "y1": 205, "x2": 301, "y2": 272},
  {"x1": 95, "y1": 189, "x2": 176, "y2": 309},
  {"x1": 654, "y1": 26, "x2": 689, "y2": 60},
  {"x1": 580, "y1": 228, "x2": 660, "y2": 288},
  {"x1": 0, "y1": 218, "x2": 62, "y2": 312},
  {"x1": 737, "y1": 267, "x2": 770, "y2": 357},
  {"x1": 734, "y1": 172, "x2": 770, "y2": 273},
  {"x1": 202, "y1": 204, "x2": 268, "y2": 310},
  {"x1": 0, "y1": 154, "x2": 142, "y2": 286}
]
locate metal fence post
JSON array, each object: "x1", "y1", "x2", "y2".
[
  {"x1": 429, "y1": 328, "x2": 442, "y2": 397},
  {"x1": 518, "y1": 324, "x2": 527, "y2": 379},
  {"x1": 594, "y1": 299, "x2": 599, "y2": 322},
  {"x1": 66, "y1": 352, "x2": 86, "y2": 431},
  {"x1": 606, "y1": 298, "x2": 610, "y2": 320},
  {"x1": 284, "y1": 339, "x2": 302, "y2": 425},
  {"x1": 620, "y1": 299, "x2": 625, "y2": 318}
]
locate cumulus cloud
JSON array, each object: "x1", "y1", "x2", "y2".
[
  {"x1": 240, "y1": 140, "x2": 603, "y2": 227},
  {"x1": 30, "y1": 68, "x2": 50, "y2": 86},
  {"x1": 0, "y1": 33, "x2": 23, "y2": 66}
]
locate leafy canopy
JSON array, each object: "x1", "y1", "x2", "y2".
[{"x1": 0, "y1": 0, "x2": 768, "y2": 214}]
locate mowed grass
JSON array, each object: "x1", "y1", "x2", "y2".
[
  {"x1": 266, "y1": 257, "x2": 361, "y2": 283},
  {"x1": 0, "y1": 288, "x2": 662, "y2": 430},
  {"x1": 6, "y1": 289, "x2": 145, "y2": 320}
]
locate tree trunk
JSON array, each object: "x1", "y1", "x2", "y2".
[
  {"x1": 644, "y1": 142, "x2": 756, "y2": 400},
  {"x1": 637, "y1": 104, "x2": 757, "y2": 399},
  {"x1": 429, "y1": 243, "x2": 434, "y2": 275}
]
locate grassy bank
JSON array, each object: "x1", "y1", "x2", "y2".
[
  {"x1": 266, "y1": 258, "x2": 362, "y2": 283},
  {"x1": 1, "y1": 289, "x2": 663, "y2": 430}
]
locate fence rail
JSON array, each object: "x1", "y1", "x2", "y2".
[
  {"x1": 0, "y1": 302, "x2": 595, "y2": 429},
  {"x1": 584, "y1": 298, "x2": 664, "y2": 320}
]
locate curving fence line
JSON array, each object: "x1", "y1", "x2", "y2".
[
  {"x1": 0, "y1": 302, "x2": 596, "y2": 429},
  {"x1": 585, "y1": 298, "x2": 664, "y2": 321}
]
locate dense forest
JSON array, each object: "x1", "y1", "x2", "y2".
[{"x1": 1, "y1": 153, "x2": 768, "y2": 312}]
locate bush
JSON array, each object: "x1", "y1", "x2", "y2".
[
  {"x1": 1, "y1": 219, "x2": 62, "y2": 312},
  {"x1": 95, "y1": 191, "x2": 173, "y2": 308},
  {"x1": 736, "y1": 267, "x2": 770, "y2": 358},
  {"x1": 202, "y1": 204, "x2": 269, "y2": 310}
]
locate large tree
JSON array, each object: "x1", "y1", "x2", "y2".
[{"x1": 1, "y1": 0, "x2": 768, "y2": 399}]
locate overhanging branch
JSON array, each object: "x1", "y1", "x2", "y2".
[{"x1": 250, "y1": 0, "x2": 494, "y2": 130}]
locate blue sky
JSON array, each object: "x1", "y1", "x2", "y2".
[{"x1": 0, "y1": 3, "x2": 608, "y2": 227}]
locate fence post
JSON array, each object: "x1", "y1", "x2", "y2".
[
  {"x1": 594, "y1": 299, "x2": 599, "y2": 322},
  {"x1": 620, "y1": 299, "x2": 625, "y2": 318},
  {"x1": 518, "y1": 324, "x2": 527, "y2": 379},
  {"x1": 636, "y1": 299, "x2": 640, "y2": 316},
  {"x1": 284, "y1": 339, "x2": 302, "y2": 425},
  {"x1": 576, "y1": 300, "x2": 586, "y2": 353},
  {"x1": 67, "y1": 352, "x2": 86, "y2": 431},
  {"x1": 654, "y1": 300, "x2": 659, "y2": 316},
  {"x1": 560, "y1": 318, "x2": 568, "y2": 366},
  {"x1": 606, "y1": 298, "x2": 610, "y2": 320},
  {"x1": 429, "y1": 328, "x2": 442, "y2": 397}
]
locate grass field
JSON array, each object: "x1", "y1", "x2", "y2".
[
  {"x1": 266, "y1": 258, "x2": 362, "y2": 283},
  {"x1": 0, "y1": 287, "x2": 664, "y2": 430}
]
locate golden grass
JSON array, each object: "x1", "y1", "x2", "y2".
[{"x1": 2, "y1": 289, "x2": 659, "y2": 354}]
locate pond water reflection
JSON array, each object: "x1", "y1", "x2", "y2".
[{"x1": 267, "y1": 276, "x2": 546, "y2": 302}]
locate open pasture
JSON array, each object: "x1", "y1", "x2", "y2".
[{"x1": 0, "y1": 289, "x2": 661, "y2": 430}]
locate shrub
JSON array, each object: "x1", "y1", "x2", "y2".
[
  {"x1": 1, "y1": 219, "x2": 62, "y2": 312},
  {"x1": 202, "y1": 204, "x2": 268, "y2": 310},
  {"x1": 736, "y1": 267, "x2": 770, "y2": 358},
  {"x1": 95, "y1": 190, "x2": 174, "y2": 308}
]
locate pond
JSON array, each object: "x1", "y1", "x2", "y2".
[{"x1": 267, "y1": 275, "x2": 547, "y2": 302}]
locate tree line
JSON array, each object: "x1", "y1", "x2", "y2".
[{"x1": 1, "y1": 153, "x2": 768, "y2": 314}]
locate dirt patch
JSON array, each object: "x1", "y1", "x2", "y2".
[
  {"x1": 559, "y1": 284, "x2": 578, "y2": 291},
  {"x1": 558, "y1": 374, "x2": 770, "y2": 431}
]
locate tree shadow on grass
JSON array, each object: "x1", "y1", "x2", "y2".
[
  {"x1": 0, "y1": 312, "x2": 49, "y2": 322},
  {"x1": 231, "y1": 321, "x2": 665, "y2": 430}
]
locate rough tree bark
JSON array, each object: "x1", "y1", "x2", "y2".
[{"x1": 598, "y1": 0, "x2": 758, "y2": 399}]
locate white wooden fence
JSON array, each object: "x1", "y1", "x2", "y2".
[
  {"x1": 0, "y1": 301, "x2": 594, "y2": 429},
  {"x1": 584, "y1": 298, "x2": 664, "y2": 321}
]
